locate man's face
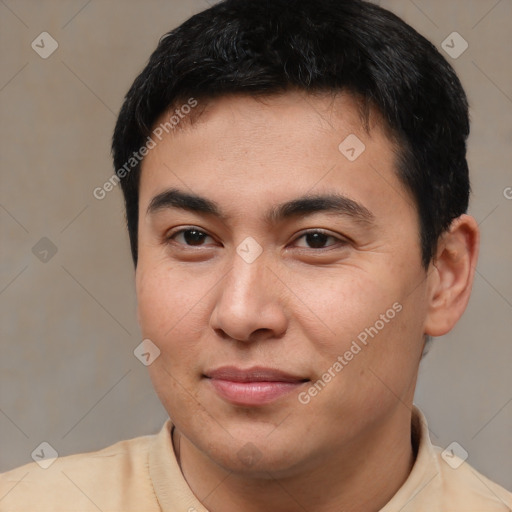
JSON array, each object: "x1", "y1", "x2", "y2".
[{"x1": 136, "y1": 91, "x2": 429, "y2": 476}]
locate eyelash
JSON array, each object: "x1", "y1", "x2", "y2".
[{"x1": 165, "y1": 227, "x2": 348, "y2": 251}]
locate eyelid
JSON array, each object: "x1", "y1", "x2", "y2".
[
  {"x1": 165, "y1": 226, "x2": 217, "y2": 246},
  {"x1": 165, "y1": 226, "x2": 349, "y2": 250},
  {"x1": 291, "y1": 228, "x2": 349, "y2": 248}
]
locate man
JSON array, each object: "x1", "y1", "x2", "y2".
[{"x1": 1, "y1": 0, "x2": 510, "y2": 510}]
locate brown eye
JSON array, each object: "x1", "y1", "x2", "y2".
[
  {"x1": 168, "y1": 228, "x2": 214, "y2": 246},
  {"x1": 293, "y1": 230, "x2": 344, "y2": 249},
  {"x1": 304, "y1": 232, "x2": 330, "y2": 248}
]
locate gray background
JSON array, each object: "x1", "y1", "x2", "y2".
[{"x1": 1, "y1": 0, "x2": 511, "y2": 491}]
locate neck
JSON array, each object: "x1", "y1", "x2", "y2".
[{"x1": 172, "y1": 406, "x2": 416, "y2": 512}]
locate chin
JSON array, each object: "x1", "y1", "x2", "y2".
[{"x1": 208, "y1": 441, "x2": 307, "y2": 478}]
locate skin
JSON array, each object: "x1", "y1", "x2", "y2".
[{"x1": 135, "y1": 90, "x2": 479, "y2": 512}]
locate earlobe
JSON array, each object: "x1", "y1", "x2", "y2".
[{"x1": 424, "y1": 214, "x2": 480, "y2": 337}]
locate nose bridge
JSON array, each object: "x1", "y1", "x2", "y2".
[
  {"x1": 211, "y1": 249, "x2": 287, "y2": 342},
  {"x1": 223, "y1": 251, "x2": 269, "y2": 310}
]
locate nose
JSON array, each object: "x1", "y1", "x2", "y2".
[{"x1": 209, "y1": 251, "x2": 288, "y2": 343}]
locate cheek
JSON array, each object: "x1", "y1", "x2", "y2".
[
  {"x1": 136, "y1": 265, "x2": 212, "y2": 424},
  {"x1": 137, "y1": 262, "x2": 208, "y2": 337},
  {"x1": 291, "y1": 267, "x2": 402, "y2": 355},
  {"x1": 135, "y1": 264, "x2": 214, "y2": 390},
  {"x1": 294, "y1": 264, "x2": 425, "y2": 401}
]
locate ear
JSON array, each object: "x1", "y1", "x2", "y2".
[{"x1": 424, "y1": 214, "x2": 480, "y2": 337}]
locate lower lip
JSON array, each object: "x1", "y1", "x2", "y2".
[{"x1": 208, "y1": 378, "x2": 306, "y2": 406}]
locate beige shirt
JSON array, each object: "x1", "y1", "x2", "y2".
[{"x1": 1, "y1": 407, "x2": 510, "y2": 511}]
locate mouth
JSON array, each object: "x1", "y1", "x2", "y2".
[{"x1": 203, "y1": 366, "x2": 309, "y2": 406}]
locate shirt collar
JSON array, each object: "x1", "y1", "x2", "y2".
[
  {"x1": 149, "y1": 405, "x2": 441, "y2": 511},
  {"x1": 379, "y1": 405, "x2": 442, "y2": 511}
]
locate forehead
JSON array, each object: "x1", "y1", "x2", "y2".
[
  {"x1": 154, "y1": 90, "x2": 386, "y2": 151},
  {"x1": 139, "y1": 91, "x2": 412, "y2": 221}
]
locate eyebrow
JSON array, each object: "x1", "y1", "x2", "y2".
[{"x1": 146, "y1": 187, "x2": 374, "y2": 225}]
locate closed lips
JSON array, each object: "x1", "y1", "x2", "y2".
[
  {"x1": 204, "y1": 366, "x2": 309, "y2": 406},
  {"x1": 204, "y1": 366, "x2": 309, "y2": 382}
]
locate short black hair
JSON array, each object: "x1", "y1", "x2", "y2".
[{"x1": 112, "y1": 0, "x2": 470, "y2": 268}]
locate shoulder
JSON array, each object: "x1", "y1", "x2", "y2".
[
  {"x1": 402, "y1": 407, "x2": 512, "y2": 512},
  {"x1": 0, "y1": 431, "x2": 159, "y2": 511},
  {"x1": 432, "y1": 446, "x2": 512, "y2": 511}
]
